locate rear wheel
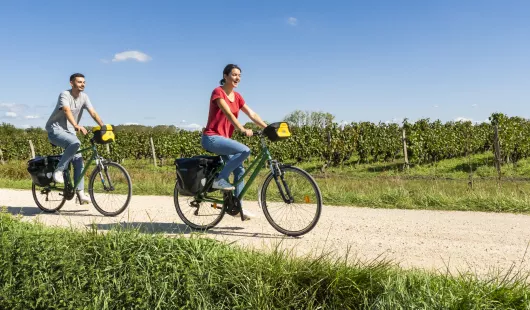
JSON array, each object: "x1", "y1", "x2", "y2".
[
  {"x1": 32, "y1": 183, "x2": 66, "y2": 212},
  {"x1": 88, "y1": 161, "x2": 132, "y2": 216},
  {"x1": 174, "y1": 182, "x2": 225, "y2": 230},
  {"x1": 260, "y1": 165, "x2": 322, "y2": 237}
]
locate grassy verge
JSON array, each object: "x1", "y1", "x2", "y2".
[
  {"x1": 0, "y1": 212, "x2": 528, "y2": 309},
  {"x1": 3, "y1": 154, "x2": 530, "y2": 213}
]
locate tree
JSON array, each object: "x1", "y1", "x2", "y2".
[{"x1": 283, "y1": 110, "x2": 335, "y2": 127}]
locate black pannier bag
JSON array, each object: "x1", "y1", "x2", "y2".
[
  {"x1": 27, "y1": 155, "x2": 61, "y2": 187},
  {"x1": 174, "y1": 155, "x2": 222, "y2": 196}
]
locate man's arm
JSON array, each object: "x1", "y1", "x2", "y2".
[
  {"x1": 88, "y1": 108, "x2": 105, "y2": 127},
  {"x1": 62, "y1": 106, "x2": 88, "y2": 135}
]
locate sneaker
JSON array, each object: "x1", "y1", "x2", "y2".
[
  {"x1": 231, "y1": 208, "x2": 255, "y2": 221},
  {"x1": 76, "y1": 190, "x2": 91, "y2": 205},
  {"x1": 53, "y1": 170, "x2": 64, "y2": 184},
  {"x1": 212, "y1": 179, "x2": 235, "y2": 191}
]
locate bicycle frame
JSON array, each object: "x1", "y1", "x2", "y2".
[
  {"x1": 200, "y1": 136, "x2": 273, "y2": 204},
  {"x1": 54, "y1": 140, "x2": 101, "y2": 191}
]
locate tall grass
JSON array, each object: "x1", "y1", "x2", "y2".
[
  {"x1": 0, "y1": 212, "x2": 528, "y2": 309},
  {"x1": 3, "y1": 154, "x2": 530, "y2": 213}
]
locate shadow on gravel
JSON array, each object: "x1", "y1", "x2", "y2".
[
  {"x1": 90, "y1": 222, "x2": 291, "y2": 239},
  {"x1": 4, "y1": 206, "x2": 45, "y2": 217},
  {"x1": 4, "y1": 206, "x2": 96, "y2": 217}
]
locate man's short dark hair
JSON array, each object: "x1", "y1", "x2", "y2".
[{"x1": 70, "y1": 73, "x2": 85, "y2": 82}]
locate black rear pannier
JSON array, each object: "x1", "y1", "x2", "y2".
[
  {"x1": 174, "y1": 155, "x2": 222, "y2": 196},
  {"x1": 27, "y1": 155, "x2": 61, "y2": 187}
]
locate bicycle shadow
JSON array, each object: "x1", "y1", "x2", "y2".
[
  {"x1": 3, "y1": 206, "x2": 96, "y2": 217},
  {"x1": 90, "y1": 222, "x2": 291, "y2": 239}
]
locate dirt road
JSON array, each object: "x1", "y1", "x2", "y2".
[{"x1": 2, "y1": 188, "x2": 530, "y2": 277}]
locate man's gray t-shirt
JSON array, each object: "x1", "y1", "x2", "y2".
[{"x1": 45, "y1": 90, "x2": 93, "y2": 133}]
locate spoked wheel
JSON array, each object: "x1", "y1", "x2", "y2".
[
  {"x1": 32, "y1": 183, "x2": 66, "y2": 212},
  {"x1": 260, "y1": 165, "x2": 322, "y2": 237},
  {"x1": 174, "y1": 183, "x2": 225, "y2": 230},
  {"x1": 88, "y1": 161, "x2": 132, "y2": 216}
]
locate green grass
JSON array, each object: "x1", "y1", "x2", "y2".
[
  {"x1": 3, "y1": 154, "x2": 530, "y2": 213},
  {"x1": 0, "y1": 212, "x2": 528, "y2": 309}
]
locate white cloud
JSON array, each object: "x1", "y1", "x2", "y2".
[
  {"x1": 287, "y1": 17, "x2": 298, "y2": 26},
  {"x1": 123, "y1": 122, "x2": 139, "y2": 125},
  {"x1": 178, "y1": 123, "x2": 202, "y2": 131},
  {"x1": 112, "y1": 50, "x2": 152, "y2": 62},
  {"x1": 5, "y1": 112, "x2": 17, "y2": 118},
  {"x1": 24, "y1": 115, "x2": 40, "y2": 119},
  {"x1": 454, "y1": 117, "x2": 472, "y2": 122},
  {"x1": 21, "y1": 124, "x2": 31, "y2": 129},
  {"x1": 433, "y1": 105, "x2": 439, "y2": 108},
  {"x1": 471, "y1": 104, "x2": 478, "y2": 107},
  {"x1": 0, "y1": 102, "x2": 28, "y2": 112}
]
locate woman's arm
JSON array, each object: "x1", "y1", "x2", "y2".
[
  {"x1": 215, "y1": 98, "x2": 253, "y2": 136},
  {"x1": 241, "y1": 104, "x2": 267, "y2": 129}
]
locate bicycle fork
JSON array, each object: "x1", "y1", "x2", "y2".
[
  {"x1": 96, "y1": 158, "x2": 115, "y2": 191},
  {"x1": 270, "y1": 161, "x2": 294, "y2": 204}
]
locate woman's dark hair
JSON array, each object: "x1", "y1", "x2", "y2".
[{"x1": 219, "y1": 64, "x2": 241, "y2": 85}]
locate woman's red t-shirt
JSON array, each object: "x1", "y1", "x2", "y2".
[{"x1": 203, "y1": 86, "x2": 246, "y2": 138}]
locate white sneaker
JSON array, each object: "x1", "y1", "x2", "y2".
[
  {"x1": 231, "y1": 208, "x2": 255, "y2": 221},
  {"x1": 212, "y1": 179, "x2": 235, "y2": 191},
  {"x1": 53, "y1": 170, "x2": 64, "y2": 184},
  {"x1": 76, "y1": 190, "x2": 91, "y2": 205}
]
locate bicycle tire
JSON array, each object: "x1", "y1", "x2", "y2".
[
  {"x1": 174, "y1": 182, "x2": 225, "y2": 230},
  {"x1": 32, "y1": 183, "x2": 66, "y2": 213},
  {"x1": 259, "y1": 165, "x2": 322, "y2": 237},
  {"x1": 88, "y1": 161, "x2": 132, "y2": 216}
]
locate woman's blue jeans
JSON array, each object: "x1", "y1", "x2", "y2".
[
  {"x1": 201, "y1": 134, "x2": 250, "y2": 199},
  {"x1": 47, "y1": 127, "x2": 84, "y2": 191}
]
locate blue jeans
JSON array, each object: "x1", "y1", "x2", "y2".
[
  {"x1": 47, "y1": 127, "x2": 84, "y2": 191},
  {"x1": 201, "y1": 134, "x2": 250, "y2": 199}
]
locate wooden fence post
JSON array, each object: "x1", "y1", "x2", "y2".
[
  {"x1": 0, "y1": 148, "x2": 4, "y2": 164},
  {"x1": 402, "y1": 127, "x2": 409, "y2": 170},
  {"x1": 106, "y1": 144, "x2": 110, "y2": 154},
  {"x1": 150, "y1": 137, "x2": 157, "y2": 167},
  {"x1": 493, "y1": 124, "x2": 502, "y2": 185},
  {"x1": 28, "y1": 140, "x2": 35, "y2": 159}
]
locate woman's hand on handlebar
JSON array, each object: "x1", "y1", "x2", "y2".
[{"x1": 241, "y1": 128, "x2": 253, "y2": 137}]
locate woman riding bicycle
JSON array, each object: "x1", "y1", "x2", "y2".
[{"x1": 201, "y1": 64, "x2": 267, "y2": 220}]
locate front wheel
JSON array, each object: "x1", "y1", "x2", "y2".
[
  {"x1": 259, "y1": 165, "x2": 322, "y2": 237},
  {"x1": 88, "y1": 161, "x2": 132, "y2": 216},
  {"x1": 32, "y1": 183, "x2": 66, "y2": 213}
]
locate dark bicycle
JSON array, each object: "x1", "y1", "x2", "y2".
[
  {"x1": 173, "y1": 122, "x2": 322, "y2": 237},
  {"x1": 27, "y1": 125, "x2": 132, "y2": 216}
]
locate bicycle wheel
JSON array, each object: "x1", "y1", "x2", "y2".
[
  {"x1": 260, "y1": 165, "x2": 322, "y2": 237},
  {"x1": 174, "y1": 182, "x2": 225, "y2": 230},
  {"x1": 32, "y1": 183, "x2": 66, "y2": 212},
  {"x1": 88, "y1": 161, "x2": 132, "y2": 216}
]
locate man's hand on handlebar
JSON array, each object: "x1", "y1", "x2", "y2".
[{"x1": 75, "y1": 125, "x2": 88, "y2": 135}]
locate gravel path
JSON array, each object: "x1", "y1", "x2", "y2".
[{"x1": 2, "y1": 188, "x2": 530, "y2": 277}]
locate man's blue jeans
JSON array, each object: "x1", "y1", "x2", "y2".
[
  {"x1": 201, "y1": 134, "x2": 250, "y2": 199},
  {"x1": 47, "y1": 127, "x2": 84, "y2": 191}
]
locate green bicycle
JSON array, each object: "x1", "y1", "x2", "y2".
[
  {"x1": 28, "y1": 126, "x2": 132, "y2": 216},
  {"x1": 173, "y1": 122, "x2": 322, "y2": 237}
]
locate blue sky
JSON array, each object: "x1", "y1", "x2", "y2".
[{"x1": 1, "y1": 0, "x2": 529, "y2": 129}]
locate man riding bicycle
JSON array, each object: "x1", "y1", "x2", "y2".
[{"x1": 44, "y1": 73, "x2": 105, "y2": 204}]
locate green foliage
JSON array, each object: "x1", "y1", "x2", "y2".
[
  {"x1": 1, "y1": 213, "x2": 528, "y2": 309},
  {"x1": 1, "y1": 113, "x2": 529, "y2": 167}
]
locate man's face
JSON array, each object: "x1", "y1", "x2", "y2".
[{"x1": 70, "y1": 77, "x2": 85, "y2": 91}]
